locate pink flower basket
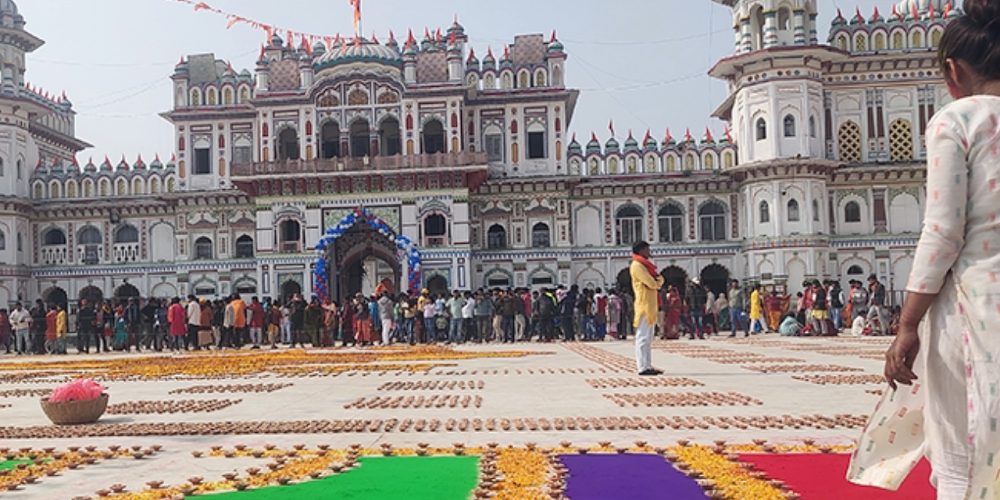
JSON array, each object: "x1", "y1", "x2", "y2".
[{"x1": 40, "y1": 379, "x2": 108, "y2": 425}]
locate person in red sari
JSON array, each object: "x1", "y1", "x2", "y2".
[
  {"x1": 167, "y1": 297, "x2": 187, "y2": 353},
  {"x1": 764, "y1": 289, "x2": 785, "y2": 332},
  {"x1": 353, "y1": 295, "x2": 376, "y2": 345},
  {"x1": 662, "y1": 286, "x2": 682, "y2": 340}
]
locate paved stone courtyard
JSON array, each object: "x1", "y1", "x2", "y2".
[{"x1": 0, "y1": 335, "x2": 932, "y2": 499}]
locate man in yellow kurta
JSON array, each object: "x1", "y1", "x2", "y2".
[
  {"x1": 630, "y1": 241, "x2": 664, "y2": 375},
  {"x1": 748, "y1": 284, "x2": 766, "y2": 334}
]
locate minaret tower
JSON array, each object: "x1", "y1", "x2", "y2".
[{"x1": 709, "y1": 0, "x2": 844, "y2": 288}]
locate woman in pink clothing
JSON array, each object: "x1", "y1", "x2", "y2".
[
  {"x1": 850, "y1": 2, "x2": 1000, "y2": 497},
  {"x1": 167, "y1": 297, "x2": 187, "y2": 353}
]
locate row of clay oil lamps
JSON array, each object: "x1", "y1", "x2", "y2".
[
  {"x1": 434, "y1": 368, "x2": 608, "y2": 376},
  {"x1": 376, "y1": 380, "x2": 485, "y2": 391},
  {"x1": 741, "y1": 363, "x2": 865, "y2": 374},
  {"x1": 1, "y1": 446, "x2": 162, "y2": 493},
  {"x1": 105, "y1": 399, "x2": 242, "y2": 415},
  {"x1": 792, "y1": 374, "x2": 886, "y2": 385},
  {"x1": 344, "y1": 394, "x2": 483, "y2": 410},
  {"x1": 710, "y1": 357, "x2": 806, "y2": 364},
  {"x1": 561, "y1": 343, "x2": 636, "y2": 372},
  {"x1": 0, "y1": 372, "x2": 69, "y2": 384},
  {"x1": 168, "y1": 383, "x2": 293, "y2": 395},
  {"x1": 585, "y1": 377, "x2": 704, "y2": 389},
  {"x1": 0, "y1": 388, "x2": 52, "y2": 398},
  {"x1": 603, "y1": 391, "x2": 764, "y2": 408},
  {"x1": 0, "y1": 413, "x2": 871, "y2": 440}
]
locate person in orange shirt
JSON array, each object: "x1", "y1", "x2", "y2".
[{"x1": 231, "y1": 294, "x2": 247, "y2": 348}]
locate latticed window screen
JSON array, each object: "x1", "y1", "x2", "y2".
[
  {"x1": 838, "y1": 121, "x2": 862, "y2": 162},
  {"x1": 854, "y1": 34, "x2": 867, "y2": 51},
  {"x1": 889, "y1": 119, "x2": 913, "y2": 162}
]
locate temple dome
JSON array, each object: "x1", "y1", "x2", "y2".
[{"x1": 313, "y1": 40, "x2": 403, "y2": 75}]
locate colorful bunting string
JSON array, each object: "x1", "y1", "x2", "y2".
[{"x1": 168, "y1": 0, "x2": 343, "y2": 49}]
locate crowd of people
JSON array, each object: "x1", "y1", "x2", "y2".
[{"x1": 0, "y1": 272, "x2": 897, "y2": 356}]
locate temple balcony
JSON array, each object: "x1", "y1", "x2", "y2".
[
  {"x1": 39, "y1": 245, "x2": 68, "y2": 266},
  {"x1": 231, "y1": 152, "x2": 489, "y2": 177}
]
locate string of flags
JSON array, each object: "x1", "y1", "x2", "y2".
[{"x1": 168, "y1": 0, "x2": 355, "y2": 50}]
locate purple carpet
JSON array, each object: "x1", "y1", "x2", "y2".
[{"x1": 560, "y1": 454, "x2": 707, "y2": 500}]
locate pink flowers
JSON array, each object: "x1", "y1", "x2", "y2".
[{"x1": 48, "y1": 379, "x2": 105, "y2": 403}]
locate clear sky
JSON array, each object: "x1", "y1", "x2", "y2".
[{"x1": 20, "y1": 0, "x2": 889, "y2": 161}]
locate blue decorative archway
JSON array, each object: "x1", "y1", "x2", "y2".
[{"x1": 313, "y1": 208, "x2": 422, "y2": 299}]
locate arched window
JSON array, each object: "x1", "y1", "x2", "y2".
[
  {"x1": 0, "y1": 230, "x2": 4, "y2": 250},
  {"x1": 723, "y1": 151, "x2": 734, "y2": 168},
  {"x1": 531, "y1": 223, "x2": 551, "y2": 248},
  {"x1": 222, "y1": 87, "x2": 233, "y2": 105},
  {"x1": 874, "y1": 32, "x2": 887, "y2": 50},
  {"x1": 809, "y1": 115, "x2": 817, "y2": 138},
  {"x1": 279, "y1": 220, "x2": 301, "y2": 252},
  {"x1": 486, "y1": 224, "x2": 507, "y2": 249},
  {"x1": 777, "y1": 7, "x2": 791, "y2": 30},
  {"x1": 698, "y1": 201, "x2": 726, "y2": 242},
  {"x1": 321, "y1": 121, "x2": 341, "y2": 159},
  {"x1": 812, "y1": 199, "x2": 820, "y2": 222},
  {"x1": 665, "y1": 156, "x2": 677, "y2": 172},
  {"x1": 350, "y1": 119, "x2": 371, "y2": 158},
  {"x1": 190, "y1": 88, "x2": 202, "y2": 107},
  {"x1": 847, "y1": 265, "x2": 865, "y2": 276},
  {"x1": 844, "y1": 201, "x2": 862, "y2": 223},
  {"x1": 838, "y1": 121, "x2": 862, "y2": 162},
  {"x1": 113, "y1": 224, "x2": 139, "y2": 244},
  {"x1": 424, "y1": 214, "x2": 447, "y2": 247},
  {"x1": 83, "y1": 179, "x2": 94, "y2": 198},
  {"x1": 379, "y1": 117, "x2": 402, "y2": 156},
  {"x1": 16, "y1": 233, "x2": 21, "y2": 252},
  {"x1": 534, "y1": 70, "x2": 547, "y2": 87},
  {"x1": 783, "y1": 114, "x2": 796, "y2": 137},
  {"x1": 615, "y1": 205, "x2": 643, "y2": 246},
  {"x1": 277, "y1": 127, "x2": 300, "y2": 161},
  {"x1": 193, "y1": 236, "x2": 213, "y2": 260},
  {"x1": 759, "y1": 201, "x2": 770, "y2": 223},
  {"x1": 518, "y1": 71, "x2": 530, "y2": 89},
  {"x1": 750, "y1": 5, "x2": 766, "y2": 50},
  {"x1": 78, "y1": 226, "x2": 102, "y2": 245},
  {"x1": 854, "y1": 33, "x2": 867, "y2": 52},
  {"x1": 67, "y1": 182, "x2": 77, "y2": 198},
  {"x1": 911, "y1": 30, "x2": 923, "y2": 48},
  {"x1": 889, "y1": 119, "x2": 914, "y2": 162},
  {"x1": 15, "y1": 157, "x2": 21, "y2": 180},
  {"x1": 703, "y1": 154, "x2": 715, "y2": 170},
  {"x1": 235, "y1": 235, "x2": 254, "y2": 258},
  {"x1": 239, "y1": 86, "x2": 251, "y2": 104},
  {"x1": 756, "y1": 117, "x2": 767, "y2": 141},
  {"x1": 892, "y1": 31, "x2": 905, "y2": 49},
  {"x1": 33, "y1": 183, "x2": 43, "y2": 199},
  {"x1": 930, "y1": 29, "x2": 942, "y2": 47},
  {"x1": 657, "y1": 204, "x2": 684, "y2": 243},
  {"x1": 43, "y1": 228, "x2": 66, "y2": 246},
  {"x1": 0, "y1": 157, "x2": 4, "y2": 176},
  {"x1": 422, "y1": 119, "x2": 446, "y2": 154},
  {"x1": 837, "y1": 34, "x2": 849, "y2": 51},
  {"x1": 787, "y1": 199, "x2": 801, "y2": 222}
]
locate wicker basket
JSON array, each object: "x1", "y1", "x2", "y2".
[{"x1": 40, "y1": 393, "x2": 109, "y2": 425}]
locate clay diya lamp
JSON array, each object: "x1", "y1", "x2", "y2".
[
  {"x1": 234, "y1": 444, "x2": 247, "y2": 451},
  {"x1": 191, "y1": 451, "x2": 203, "y2": 458},
  {"x1": 245, "y1": 467, "x2": 260, "y2": 477},
  {"x1": 187, "y1": 477, "x2": 204, "y2": 486},
  {"x1": 251, "y1": 450, "x2": 265, "y2": 458},
  {"x1": 146, "y1": 481, "x2": 164, "y2": 489},
  {"x1": 276, "y1": 477, "x2": 291, "y2": 485},
  {"x1": 221, "y1": 472, "x2": 238, "y2": 481},
  {"x1": 95, "y1": 490, "x2": 110, "y2": 497},
  {"x1": 109, "y1": 484, "x2": 127, "y2": 493}
]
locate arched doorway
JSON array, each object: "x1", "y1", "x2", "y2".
[
  {"x1": 43, "y1": 287, "x2": 68, "y2": 310},
  {"x1": 426, "y1": 275, "x2": 449, "y2": 296},
  {"x1": 277, "y1": 127, "x2": 300, "y2": 161},
  {"x1": 700, "y1": 264, "x2": 730, "y2": 296},
  {"x1": 616, "y1": 268, "x2": 632, "y2": 293},
  {"x1": 349, "y1": 119, "x2": 371, "y2": 158},
  {"x1": 422, "y1": 119, "x2": 446, "y2": 154},
  {"x1": 330, "y1": 223, "x2": 401, "y2": 301},
  {"x1": 280, "y1": 280, "x2": 302, "y2": 302},
  {"x1": 79, "y1": 286, "x2": 103, "y2": 305},
  {"x1": 115, "y1": 283, "x2": 141, "y2": 301},
  {"x1": 320, "y1": 121, "x2": 341, "y2": 159},
  {"x1": 378, "y1": 117, "x2": 401, "y2": 156},
  {"x1": 661, "y1": 266, "x2": 688, "y2": 296}
]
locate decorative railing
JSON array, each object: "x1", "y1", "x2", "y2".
[
  {"x1": 113, "y1": 242, "x2": 140, "y2": 263},
  {"x1": 39, "y1": 246, "x2": 68, "y2": 265},
  {"x1": 279, "y1": 241, "x2": 302, "y2": 253},
  {"x1": 77, "y1": 244, "x2": 103, "y2": 265},
  {"x1": 232, "y1": 152, "x2": 488, "y2": 176},
  {"x1": 424, "y1": 236, "x2": 447, "y2": 248}
]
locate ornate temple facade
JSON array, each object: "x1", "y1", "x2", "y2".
[{"x1": 0, "y1": 0, "x2": 954, "y2": 307}]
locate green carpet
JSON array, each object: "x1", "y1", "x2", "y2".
[
  {"x1": 211, "y1": 456, "x2": 480, "y2": 499},
  {"x1": 0, "y1": 460, "x2": 32, "y2": 471}
]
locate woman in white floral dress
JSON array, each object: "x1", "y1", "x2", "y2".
[{"x1": 849, "y1": 1, "x2": 1000, "y2": 498}]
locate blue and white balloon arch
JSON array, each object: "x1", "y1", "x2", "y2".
[{"x1": 312, "y1": 208, "x2": 422, "y2": 300}]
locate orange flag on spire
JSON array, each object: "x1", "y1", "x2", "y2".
[{"x1": 350, "y1": 0, "x2": 361, "y2": 37}]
